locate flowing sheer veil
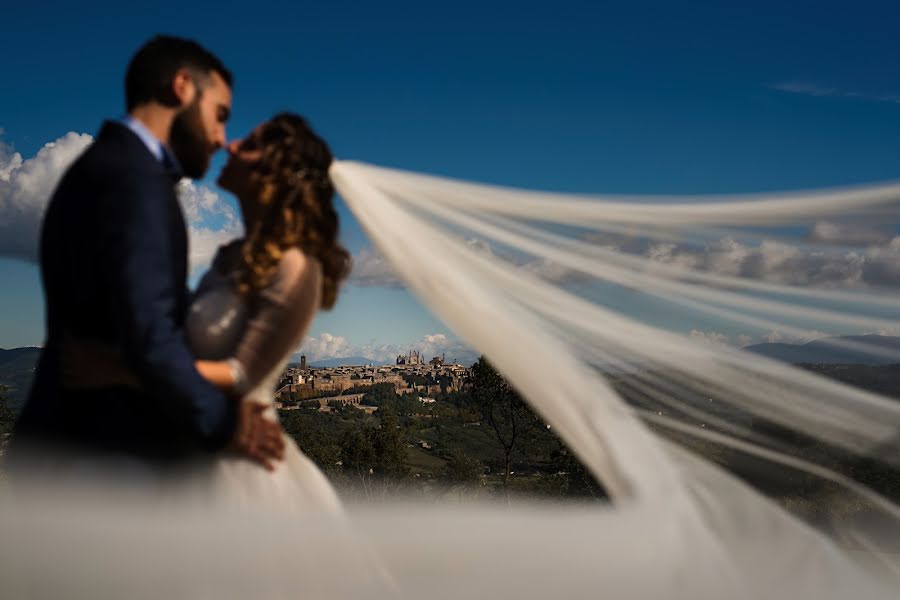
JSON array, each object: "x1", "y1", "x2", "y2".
[
  {"x1": 328, "y1": 160, "x2": 900, "y2": 596},
  {"x1": 4, "y1": 161, "x2": 900, "y2": 599}
]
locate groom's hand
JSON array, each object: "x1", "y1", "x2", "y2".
[{"x1": 231, "y1": 401, "x2": 285, "y2": 471}]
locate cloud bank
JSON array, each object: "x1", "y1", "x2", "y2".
[
  {"x1": 0, "y1": 133, "x2": 94, "y2": 261},
  {"x1": 176, "y1": 180, "x2": 243, "y2": 275},
  {"x1": 296, "y1": 331, "x2": 477, "y2": 365},
  {"x1": 689, "y1": 329, "x2": 828, "y2": 348},
  {"x1": 642, "y1": 236, "x2": 900, "y2": 288},
  {"x1": 770, "y1": 81, "x2": 900, "y2": 105},
  {"x1": 348, "y1": 238, "x2": 584, "y2": 289},
  {"x1": 349, "y1": 222, "x2": 900, "y2": 293},
  {"x1": 7, "y1": 132, "x2": 899, "y2": 292},
  {"x1": 0, "y1": 132, "x2": 241, "y2": 274},
  {"x1": 347, "y1": 248, "x2": 405, "y2": 288}
]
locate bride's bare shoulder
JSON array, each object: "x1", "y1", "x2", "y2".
[
  {"x1": 270, "y1": 247, "x2": 322, "y2": 295},
  {"x1": 279, "y1": 247, "x2": 321, "y2": 276}
]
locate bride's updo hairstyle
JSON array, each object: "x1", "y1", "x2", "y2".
[{"x1": 237, "y1": 113, "x2": 351, "y2": 309}]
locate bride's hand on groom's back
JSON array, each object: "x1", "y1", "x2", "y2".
[{"x1": 230, "y1": 401, "x2": 285, "y2": 471}]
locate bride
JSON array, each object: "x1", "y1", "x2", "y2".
[{"x1": 185, "y1": 112, "x2": 350, "y2": 512}]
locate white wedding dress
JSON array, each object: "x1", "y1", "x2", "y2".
[{"x1": 184, "y1": 241, "x2": 342, "y2": 514}]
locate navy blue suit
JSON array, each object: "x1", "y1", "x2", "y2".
[{"x1": 13, "y1": 121, "x2": 236, "y2": 462}]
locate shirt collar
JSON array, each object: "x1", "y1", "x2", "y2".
[
  {"x1": 120, "y1": 115, "x2": 166, "y2": 162},
  {"x1": 120, "y1": 116, "x2": 183, "y2": 180}
]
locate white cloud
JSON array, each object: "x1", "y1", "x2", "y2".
[
  {"x1": 350, "y1": 223, "x2": 900, "y2": 293},
  {"x1": 404, "y1": 333, "x2": 472, "y2": 362},
  {"x1": 0, "y1": 132, "x2": 240, "y2": 274},
  {"x1": 370, "y1": 334, "x2": 477, "y2": 365},
  {"x1": 347, "y1": 248, "x2": 405, "y2": 288},
  {"x1": 464, "y1": 237, "x2": 494, "y2": 255},
  {"x1": 296, "y1": 332, "x2": 354, "y2": 361},
  {"x1": 745, "y1": 240, "x2": 865, "y2": 287},
  {"x1": 520, "y1": 257, "x2": 587, "y2": 284},
  {"x1": 688, "y1": 329, "x2": 731, "y2": 346},
  {"x1": 736, "y1": 334, "x2": 755, "y2": 348},
  {"x1": 349, "y1": 237, "x2": 587, "y2": 290},
  {"x1": 771, "y1": 82, "x2": 840, "y2": 98},
  {"x1": 0, "y1": 138, "x2": 23, "y2": 182},
  {"x1": 347, "y1": 239, "x2": 494, "y2": 289},
  {"x1": 642, "y1": 236, "x2": 900, "y2": 289},
  {"x1": 770, "y1": 81, "x2": 900, "y2": 104},
  {"x1": 185, "y1": 223, "x2": 242, "y2": 275},
  {"x1": 688, "y1": 329, "x2": 831, "y2": 348},
  {"x1": 589, "y1": 226, "x2": 900, "y2": 290},
  {"x1": 861, "y1": 236, "x2": 900, "y2": 286},
  {"x1": 762, "y1": 329, "x2": 829, "y2": 344},
  {"x1": 176, "y1": 180, "x2": 242, "y2": 275},
  {"x1": 688, "y1": 329, "x2": 760, "y2": 348},
  {"x1": 809, "y1": 221, "x2": 894, "y2": 246},
  {"x1": 176, "y1": 179, "x2": 238, "y2": 226},
  {"x1": 0, "y1": 132, "x2": 93, "y2": 261}
]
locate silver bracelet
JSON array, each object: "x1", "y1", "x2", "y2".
[{"x1": 227, "y1": 358, "x2": 250, "y2": 396}]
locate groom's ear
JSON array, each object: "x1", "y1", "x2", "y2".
[{"x1": 170, "y1": 69, "x2": 199, "y2": 107}]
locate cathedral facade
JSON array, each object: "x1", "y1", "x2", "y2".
[{"x1": 396, "y1": 350, "x2": 422, "y2": 365}]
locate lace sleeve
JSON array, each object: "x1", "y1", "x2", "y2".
[{"x1": 230, "y1": 249, "x2": 322, "y2": 388}]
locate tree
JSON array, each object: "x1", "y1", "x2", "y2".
[
  {"x1": 280, "y1": 411, "x2": 342, "y2": 477},
  {"x1": 441, "y1": 451, "x2": 483, "y2": 500},
  {"x1": 358, "y1": 383, "x2": 399, "y2": 406},
  {"x1": 340, "y1": 425, "x2": 377, "y2": 500},
  {"x1": 0, "y1": 385, "x2": 16, "y2": 455},
  {"x1": 550, "y1": 445, "x2": 607, "y2": 500},
  {"x1": 402, "y1": 373, "x2": 429, "y2": 387},
  {"x1": 337, "y1": 408, "x2": 410, "y2": 501},
  {"x1": 469, "y1": 356, "x2": 539, "y2": 493},
  {"x1": 371, "y1": 409, "x2": 409, "y2": 482}
]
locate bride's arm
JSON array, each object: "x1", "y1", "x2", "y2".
[
  {"x1": 195, "y1": 249, "x2": 322, "y2": 395},
  {"x1": 192, "y1": 241, "x2": 245, "y2": 393}
]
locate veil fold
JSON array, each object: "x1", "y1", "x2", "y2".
[
  {"x1": 4, "y1": 159, "x2": 900, "y2": 599},
  {"x1": 331, "y1": 160, "x2": 900, "y2": 594}
]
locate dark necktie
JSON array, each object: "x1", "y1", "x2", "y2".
[{"x1": 161, "y1": 148, "x2": 184, "y2": 183}]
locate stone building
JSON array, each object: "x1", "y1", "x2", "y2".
[{"x1": 396, "y1": 350, "x2": 422, "y2": 366}]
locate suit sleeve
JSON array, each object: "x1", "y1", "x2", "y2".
[{"x1": 100, "y1": 173, "x2": 236, "y2": 450}]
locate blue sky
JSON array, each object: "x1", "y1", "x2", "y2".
[{"x1": 2, "y1": 0, "x2": 900, "y2": 358}]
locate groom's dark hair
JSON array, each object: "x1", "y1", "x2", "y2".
[{"x1": 125, "y1": 35, "x2": 233, "y2": 111}]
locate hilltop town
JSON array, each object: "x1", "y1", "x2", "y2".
[{"x1": 275, "y1": 350, "x2": 470, "y2": 413}]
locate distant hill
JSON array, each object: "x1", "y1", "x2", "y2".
[
  {"x1": 0, "y1": 347, "x2": 42, "y2": 370},
  {"x1": 744, "y1": 335, "x2": 900, "y2": 365},
  {"x1": 0, "y1": 347, "x2": 42, "y2": 409}
]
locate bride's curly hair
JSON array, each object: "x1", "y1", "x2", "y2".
[{"x1": 236, "y1": 113, "x2": 351, "y2": 309}]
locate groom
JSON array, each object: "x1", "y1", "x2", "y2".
[{"x1": 11, "y1": 36, "x2": 283, "y2": 471}]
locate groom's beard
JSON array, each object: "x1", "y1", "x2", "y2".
[{"x1": 170, "y1": 99, "x2": 212, "y2": 179}]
